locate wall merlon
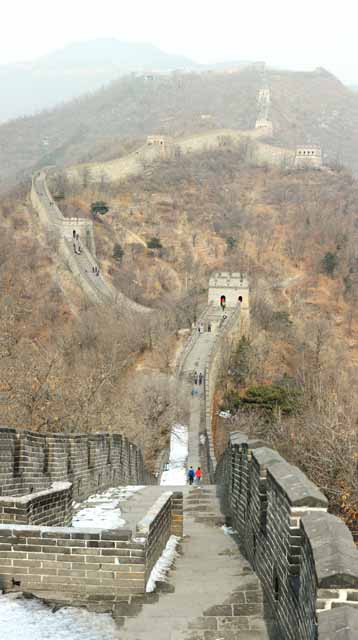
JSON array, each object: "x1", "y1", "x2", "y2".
[
  {"x1": 216, "y1": 432, "x2": 358, "y2": 639},
  {"x1": 268, "y1": 462, "x2": 328, "y2": 508},
  {"x1": 302, "y1": 511, "x2": 358, "y2": 588}
]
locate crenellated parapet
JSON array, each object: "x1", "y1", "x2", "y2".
[
  {"x1": 0, "y1": 426, "x2": 155, "y2": 527},
  {"x1": 216, "y1": 432, "x2": 358, "y2": 639}
]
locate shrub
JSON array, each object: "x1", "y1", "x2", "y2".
[
  {"x1": 147, "y1": 237, "x2": 162, "y2": 250},
  {"x1": 223, "y1": 383, "x2": 300, "y2": 415},
  {"x1": 91, "y1": 201, "x2": 109, "y2": 218},
  {"x1": 113, "y1": 243, "x2": 124, "y2": 264},
  {"x1": 322, "y1": 251, "x2": 338, "y2": 276}
]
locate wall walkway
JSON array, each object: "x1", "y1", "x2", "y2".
[{"x1": 31, "y1": 171, "x2": 149, "y2": 311}]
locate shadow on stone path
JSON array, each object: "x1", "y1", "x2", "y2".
[{"x1": 115, "y1": 487, "x2": 277, "y2": 639}]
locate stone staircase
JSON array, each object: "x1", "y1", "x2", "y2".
[{"x1": 115, "y1": 486, "x2": 276, "y2": 640}]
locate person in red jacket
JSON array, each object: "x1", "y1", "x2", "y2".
[{"x1": 195, "y1": 467, "x2": 202, "y2": 484}]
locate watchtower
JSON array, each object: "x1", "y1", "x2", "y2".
[
  {"x1": 294, "y1": 144, "x2": 322, "y2": 168},
  {"x1": 146, "y1": 135, "x2": 174, "y2": 158},
  {"x1": 208, "y1": 272, "x2": 249, "y2": 310}
]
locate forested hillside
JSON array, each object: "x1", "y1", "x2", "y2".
[
  {"x1": 3, "y1": 66, "x2": 358, "y2": 192},
  {"x1": 50, "y1": 147, "x2": 358, "y2": 520}
]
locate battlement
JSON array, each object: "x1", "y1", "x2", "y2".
[
  {"x1": 146, "y1": 135, "x2": 173, "y2": 147},
  {"x1": 208, "y1": 271, "x2": 249, "y2": 309},
  {"x1": 216, "y1": 433, "x2": 358, "y2": 640},
  {"x1": 295, "y1": 144, "x2": 323, "y2": 168},
  {"x1": 0, "y1": 426, "x2": 154, "y2": 522}
]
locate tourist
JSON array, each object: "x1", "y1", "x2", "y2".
[
  {"x1": 208, "y1": 322, "x2": 211, "y2": 333},
  {"x1": 195, "y1": 467, "x2": 202, "y2": 484},
  {"x1": 198, "y1": 372, "x2": 203, "y2": 385},
  {"x1": 187, "y1": 467, "x2": 195, "y2": 485},
  {"x1": 194, "y1": 371, "x2": 198, "y2": 385},
  {"x1": 73, "y1": 230, "x2": 76, "y2": 239}
]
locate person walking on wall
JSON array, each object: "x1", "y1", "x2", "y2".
[
  {"x1": 198, "y1": 372, "x2": 203, "y2": 385},
  {"x1": 187, "y1": 466, "x2": 195, "y2": 485},
  {"x1": 194, "y1": 371, "x2": 198, "y2": 385},
  {"x1": 195, "y1": 467, "x2": 202, "y2": 484}
]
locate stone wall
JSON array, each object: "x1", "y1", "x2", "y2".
[
  {"x1": 136, "y1": 491, "x2": 183, "y2": 584},
  {"x1": 203, "y1": 304, "x2": 247, "y2": 476},
  {"x1": 216, "y1": 432, "x2": 358, "y2": 640},
  {"x1": 64, "y1": 129, "x2": 296, "y2": 185},
  {"x1": 0, "y1": 427, "x2": 155, "y2": 506},
  {"x1": 295, "y1": 145, "x2": 323, "y2": 169},
  {"x1": 0, "y1": 483, "x2": 72, "y2": 526},
  {"x1": 0, "y1": 491, "x2": 183, "y2": 605},
  {"x1": 31, "y1": 171, "x2": 150, "y2": 312}
]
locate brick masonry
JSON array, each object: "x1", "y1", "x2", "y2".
[
  {"x1": 0, "y1": 483, "x2": 72, "y2": 527},
  {"x1": 136, "y1": 491, "x2": 183, "y2": 584},
  {"x1": 215, "y1": 431, "x2": 358, "y2": 639},
  {"x1": 0, "y1": 427, "x2": 154, "y2": 509},
  {"x1": 0, "y1": 492, "x2": 183, "y2": 605}
]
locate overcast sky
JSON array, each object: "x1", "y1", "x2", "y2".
[{"x1": 1, "y1": 0, "x2": 357, "y2": 83}]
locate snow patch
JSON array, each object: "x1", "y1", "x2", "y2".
[
  {"x1": 0, "y1": 595, "x2": 119, "y2": 640},
  {"x1": 72, "y1": 485, "x2": 144, "y2": 529},
  {"x1": 146, "y1": 535, "x2": 180, "y2": 592},
  {"x1": 160, "y1": 423, "x2": 188, "y2": 486},
  {"x1": 222, "y1": 525, "x2": 238, "y2": 536}
]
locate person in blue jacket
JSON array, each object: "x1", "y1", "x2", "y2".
[{"x1": 187, "y1": 466, "x2": 195, "y2": 485}]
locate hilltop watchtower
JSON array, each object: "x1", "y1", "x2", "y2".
[
  {"x1": 294, "y1": 144, "x2": 322, "y2": 168},
  {"x1": 208, "y1": 272, "x2": 249, "y2": 310},
  {"x1": 146, "y1": 135, "x2": 174, "y2": 158}
]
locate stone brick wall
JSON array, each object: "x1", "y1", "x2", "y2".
[
  {"x1": 0, "y1": 491, "x2": 183, "y2": 604},
  {"x1": 0, "y1": 483, "x2": 72, "y2": 527},
  {"x1": 203, "y1": 305, "x2": 245, "y2": 476},
  {"x1": 0, "y1": 524, "x2": 146, "y2": 601},
  {"x1": 0, "y1": 427, "x2": 155, "y2": 507},
  {"x1": 137, "y1": 491, "x2": 182, "y2": 584},
  {"x1": 216, "y1": 432, "x2": 358, "y2": 640}
]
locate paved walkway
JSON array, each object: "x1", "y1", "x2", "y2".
[
  {"x1": 116, "y1": 487, "x2": 276, "y2": 639},
  {"x1": 182, "y1": 332, "x2": 215, "y2": 469}
]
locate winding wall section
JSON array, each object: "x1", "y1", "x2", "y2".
[{"x1": 31, "y1": 171, "x2": 150, "y2": 311}]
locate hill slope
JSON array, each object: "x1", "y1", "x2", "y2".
[
  {"x1": 3, "y1": 66, "x2": 358, "y2": 192},
  {"x1": 0, "y1": 39, "x2": 196, "y2": 123}
]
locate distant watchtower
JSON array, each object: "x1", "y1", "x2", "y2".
[
  {"x1": 146, "y1": 135, "x2": 174, "y2": 158},
  {"x1": 208, "y1": 272, "x2": 249, "y2": 311},
  {"x1": 294, "y1": 144, "x2": 322, "y2": 169}
]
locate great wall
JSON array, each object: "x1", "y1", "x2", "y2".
[
  {"x1": 2, "y1": 87, "x2": 357, "y2": 638},
  {"x1": 29, "y1": 80, "x2": 323, "y2": 311},
  {"x1": 1, "y1": 267, "x2": 357, "y2": 638}
]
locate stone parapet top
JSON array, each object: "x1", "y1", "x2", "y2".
[
  {"x1": 0, "y1": 482, "x2": 71, "y2": 505},
  {"x1": 0, "y1": 523, "x2": 133, "y2": 539},
  {"x1": 302, "y1": 511, "x2": 358, "y2": 588},
  {"x1": 252, "y1": 446, "x2": 285, "y2": 468},
  {"x1": 136, "y1": 491, "x2": 173, "y2": 536},
  {"x1": 268, "y1": 461, "x2": 328, "y2": 508},
  {"x1": 229, "y1": 431, "x2": 249, "y2": 446},
  {"x1": 318, "y1": 605, "x2": 358, "y2": 638}
]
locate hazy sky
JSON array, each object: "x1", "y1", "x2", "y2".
[{"x1": 1, "y1": 0, "x2": 357, "y2": 83}]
